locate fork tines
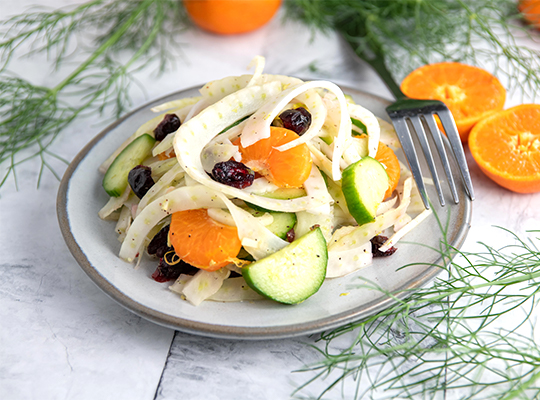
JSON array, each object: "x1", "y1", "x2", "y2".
[{"x1": 386, "y1": 99, "x2": 475, "y2": 209}]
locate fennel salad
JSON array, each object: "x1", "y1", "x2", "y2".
[{"x1": 98, "y1": 56, "x2": 429, "y2": 306}]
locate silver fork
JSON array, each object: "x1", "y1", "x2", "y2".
[{"x1": 351, "y1": 48, "x2": 475, "y2": 208}]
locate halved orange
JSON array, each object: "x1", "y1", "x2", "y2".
[
  {"x1": 375, "y1": 142, "x2": 401, "y2": 199},
  {"x1": 401, "y1": 62, "x2": 506, "y2": 142},
  {"x1": 169, "y1": 209, "x2": 242, "y2": 271},
  {"x1": 519, "y1": 0, "x2": 540, "y2": 29},
  {"x1": 468, "y1": 104, "x2": 540, "y2": 193},
  {"x1": 238, "y1": 126, "x2": 312, "y2": 188}
]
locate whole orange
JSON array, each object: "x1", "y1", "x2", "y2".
[
  {"x1": 183, "y1": 0, "x2": 282, "y2": 35},
  {"x1": 519, "y1": 0, "x2": 540, "y2": 29}
]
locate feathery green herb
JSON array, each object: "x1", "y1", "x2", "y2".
[
  {"x1": 0, "y1": 0, "x2": 187, "y2": 189},
  {"x1": 285, "y1": 0, "x2": 540, "y2": 99},
  {"x1": 295, "y1": 223, "x2": 540, "y2": 399},
  {"x1": 1, "y1": 0, "x2": 540, "y2": 191}
]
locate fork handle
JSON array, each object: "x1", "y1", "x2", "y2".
[
  {"x1": 348, "y1": 42, "x2": 407, "y2": 101},
  {"x1": 364, "y1": 56, "x2": 407, "y2": 100}
]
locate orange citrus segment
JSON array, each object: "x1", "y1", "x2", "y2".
[
  {"x1": 238, "y1": 126, "x2": 312, "y2": 188},
  {"x1": 169, "y1": 209, "x2": 242, "y2": 271},
  {"x1": 375, "y1": 142, "x2": 401, "y2": 199},
  {"x1": 183, "y1": 0, "x2": 282, "y2": 35},
  {"x1": 157, "y1": 148, "x2": 175, "y2": 160},
  {"x1": 468, "y1": 104, "x2": 540, "y2": 193},
  {"x1": 401, "y1": 62, "x2": 506, "y2": 142}
]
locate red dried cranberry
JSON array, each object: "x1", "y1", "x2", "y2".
[
  {"x1": 285, "y1": 228, "x2": 295, "y2": 243},
  {"x1": 154, "y1": 114, "x2": 181, "y2": 141},
  {"x1": 371, "y1": 235, "x2": 397, "y2": 257},
  {"x1": 151, "y1": 252, "x2": 199, "y2": 282},
  {"x1": 128, "y1": 165, "x2": 155, "y2": 199},
  {"x1": 147, "y1": 225, "x2": 173, "y2": 258},
  {"x1": 278, "y1": 107, "x2": 311, "y2": 135},
  {"x1": 211, "y1": 160, "x2": 254, "y2": 189}
]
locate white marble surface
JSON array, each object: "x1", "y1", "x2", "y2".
[{"x1": 1, "y1": 1, "x2": 540, "y2": 399}]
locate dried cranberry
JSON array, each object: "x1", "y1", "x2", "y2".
[
  {"x1": 211, "y1": 160, "x2": 254, "y2": 189},
  {"x1": 147, "y1": 225, "x2": 173, "y2": 258},
  {"x1": 371, "y1": 235, "x2": 397, "y2": 257},
  {"x1": 151, "y1": 252, "x2": 199, "y2": 282},
  {"x1": 285, "y1": 228, "x2": 295, "y2": 243},
  {"x1": 154, "y1": 114, "x2": 181, "y2": 141},
  {"x1": 278, "y1": 107, "x2": 311, "y2": 136},
  {"x1": 128, "y1": 165, "x2": 154, "y2": 199}
]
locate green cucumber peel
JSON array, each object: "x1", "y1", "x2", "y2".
[
  {"x1": 242, "y1": 228, "x2": 328, "y2": 305},
  {"x1": 341, "y1": 156, "x2": 389, "y2": 226},
  {"x1": 103, "y1": 133, "x2": 156, "y2": 197}
]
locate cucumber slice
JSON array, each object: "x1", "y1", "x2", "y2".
[
  {"x1": 242, "y1": 228, "x2": 328, "y2": 304},
  {"x1": 103, "y1": 134, "x2": 157, "y2": 197},
  {"x1": 341, "y1": 156, "x2": 389, "y2": 226},
  {"x1": 247, "y1": 209, "x2": 297, "y2": 240}
]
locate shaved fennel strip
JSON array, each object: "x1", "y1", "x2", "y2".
[
  {"x1": 208, "y1": 277, "x2": 264, "y2": 301},
  {"x1": 246, "y1": 56, "x2": 265, "y2": 87},
  {"x1": 98, "y1": 185, "x2": 131, "y2": 219},
  {"x1": 199, "y1": 74, "x2": 253, "y2": 100},
  {"x1": 135, "y1": 164, "x2": 184, "y2": 217},
  {"x1": 347, "y1": 103, "x2": 381, "y2": 158},
  {"x1": 326, "y1": 242, "x2": 372, "y2": 278},
  {"x1": 115, "y1": 205, "x2": 132, "y2": 241},
  {"x1": 151, "y1": 96, "x2": 202, "y2": 112},
  {"x1": 306, "y1": 143, "x2": 334, "y2": 180},
  {"x1": 378, "y1": 117, "x2": 401, "y2": 151},
  {"x1": 174, "y1": 82, "x2": 332, "y2": 212},
  {"x1": 147, "y1": 158, "x2": 179, "y2": 180},
  {"x1": 274, "y1": 90, "x2": 327, "y2": 150},
  {"x1": 201, "y1": 141, "x2": 241, "y2": 173},
  {"x1": 217, "y1": 194, "x2": 288, "y2": 260},
  {"x1": 379, "y1": 208, "x2": 433, "y2": 252},
  {"x1": 240, "y1": 81, "x2": 333, "y2": 152},
  {"x1": 181, "y1": 268, "x2": 231, "y2": 306}
]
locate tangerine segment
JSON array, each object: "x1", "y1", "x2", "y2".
[
  {"x1": 375, "y1": 142, "x2": 401, "y2": 199},
  {"x1": 469, "y1": 104, "x2": 540, "y2": 193},
  {"x1": 183, "y1": 0, "x2": 281, "y2": 35},
  {"x1": 169, "y1": 209, "x2": 242, "y2": 271},
  {"x1": 238, "y1": 127, "x2": 312, "y2": 188},
  {"x1": 401, "y1": 62, "x2": 506, "y2": 142}
]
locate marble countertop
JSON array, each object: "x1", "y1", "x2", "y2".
[{"x1": 2, "y1": 1, "x2": 540, "y2": 399}]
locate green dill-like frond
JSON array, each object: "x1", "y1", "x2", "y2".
[
  {"x1": 0, "y1": 0, "x2": 106, "y2": 71},
  {"x1": 285, "y1": 0, "x2": 540, "y2": 98},
  {"x1": 0, "y1": 0, "x2": 188, "y2": 189},
  {"x1": 294, "y1": 226, "x2": 540, "y2": 399}
]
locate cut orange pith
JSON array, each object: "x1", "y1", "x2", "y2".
[
  {"x1": 468, "y1": 104, "x2": 540, "y2": 194},
  {"x1": 169, "y1": 209, "x2": 242, "y2": 271},
  {"x1": 375, "y1": 142, "x2": 401, "y2": 199},
  {"x1": 401, "y1": 62, "x2": 506, "y2": 142},
  {"x1": 238, "y1": 126, "x2": 312, "y2": 188}
]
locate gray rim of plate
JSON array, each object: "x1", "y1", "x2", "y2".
[{"x1": 57, "y1": 84, "x2": 472, "y2": 340}]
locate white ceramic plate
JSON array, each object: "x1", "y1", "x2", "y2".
[{"x1": 57, "y1": 84, "x2": 472, "y2": 340}]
